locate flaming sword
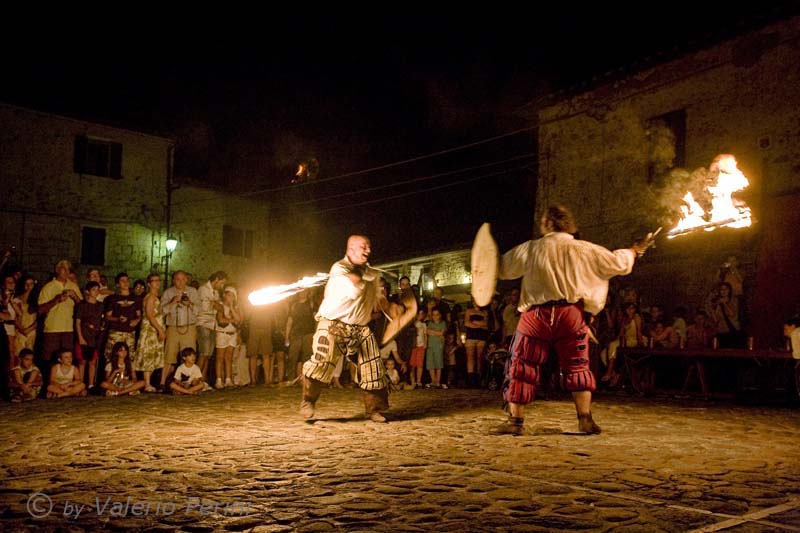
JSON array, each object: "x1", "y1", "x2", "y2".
[
  {"x1": 248, "y1": 274, "x2": 329, "y2": 306},
  {"x1": 247, "y1": 265, "x2": 397, "y2": 307}
]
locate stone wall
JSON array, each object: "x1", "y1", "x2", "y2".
[
  {"x1": 169, "y1": 186, "x2": 270, "y2": 287},
  {"x1": 0, "y1": 103, "x2": 171, "y2": 281},
  {"x1": 534, "y1": 17, "x2": 800, "y2": 326},
  {"x1": 0, "y1": 104, "x2": 271, "y2": 287}
]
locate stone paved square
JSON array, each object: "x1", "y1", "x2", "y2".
[{"x1": 1, "y1": 387, "x2": 799, "y2": 532}]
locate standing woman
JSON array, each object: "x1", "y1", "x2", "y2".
[
  {"x1": 464, "y1": 299, "x2": 489, "y2": 388},
  {"x1": 707, "y1": 281, "x2": 742, "y2": 348},
  {"x1": 134, "y1": 274, "x2": 166, "y2": 392},
  {"x1": 487, "y1": 295, "x2": 503, "y2": 346},
  {"x1": 13, "y1": 276, "x2": 38, "y2": 356},
  {"x1": 2, "y1": 275, "x2": 19, "y2": 366},
  {"x1": 215, "y1": 286, "x2": 242, "y2": 388}
]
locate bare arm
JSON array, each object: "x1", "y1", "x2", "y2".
[
  {"x1": 144, "y1": 295, "x2": 166, "y2": 339},
  {"x1": 231, "y1": 307, "x2": 243, "y2": 326},
  {"x1": 76, "y1": 317, "x2": 88, "y2": 346},
  {"x1": 38, "y1": 292, "x2": 67, "y2": 315},
  {"x1": 285, "y1": 315, "x2": 293, "y2": 341},
  {"x1": 634, "y1": 316, "x2": 644, "y2": 345}
]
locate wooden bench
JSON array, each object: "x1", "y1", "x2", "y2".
[{"x1": 618, "y1": 346, "x2": 793, "y2": 361}]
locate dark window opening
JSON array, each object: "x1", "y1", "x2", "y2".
[
  {"x1": 74, "y1": 135, "x2": 122, "y2": 179},
  {"x1": 223, "y1": 225, "x2": 254, "y2": 258},
  {"x1": 81, "y1": 226, "x2": 106, "y2": 266}
]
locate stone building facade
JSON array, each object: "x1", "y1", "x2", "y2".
[
  {"x1": 0, "y1": 103, "x2": 269, "y2": 286},
  {"x1": 376, "y1": 248, "x2": 472, "y2": 303},
  {"x1": 169, "y1": 185, "x2": 270, "y2": 286},
  {"x1": 521, "y1": 16, "x2": 800, "y2": 345}
]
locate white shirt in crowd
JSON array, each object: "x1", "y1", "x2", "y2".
[
  {"x1": 174, "y1": 363, "x2": 204, "y2": 386},
  {"x1": 197, "y1": 281, "x2": 220, "y2": 330},
  {"x1": 414, "y1": 320, "x2": 427, "y2": 347},
  {"x1": 791, "y1": 328, "x2": 800, "y2": 360}
]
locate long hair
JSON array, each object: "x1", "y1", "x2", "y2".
[
  {"x1": 15, "y1": 275, "x2": 39, "y2": 312},
  {"x1": 110, "y1": 341, "x2": 133, "y2": 378}
]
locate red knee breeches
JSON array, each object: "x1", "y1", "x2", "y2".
[{"x1": 503, "y1": 304, "x2": 596, "y2": 405}]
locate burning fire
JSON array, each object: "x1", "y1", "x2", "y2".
[
  {"x1": 667, "y1": 155, "x2": 752, "y2": 238},
  {"x1": 248, "y1": 273, "x2": 328, "y2": 306}
]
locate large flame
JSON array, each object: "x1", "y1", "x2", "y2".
[
  {"x1": 248, "y1": 273, "x2": 329, "y2": 306},
  {"x1": 667, "y1": 155, "x2": 752, "y2": 238}
]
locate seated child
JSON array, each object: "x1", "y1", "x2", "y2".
[
  {"x1": 170, "y1": 347, "x2": 206, "y2": 395},
  {"x1": 100, "y1": 341, "x2": 146, "y2": 397},
  {"x1": 10, "y1": 348, "x2": 42, "y2": 402},
  {"x1": 47, "y1": 348, "x2": 87, "y2": 399},
  {"x1": 385, "y1": 358, "x2": 401, "y2": 391}
]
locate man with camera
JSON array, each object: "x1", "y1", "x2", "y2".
[{"x1": 160, "y1": 270, "x2": 200, "y2": 390}]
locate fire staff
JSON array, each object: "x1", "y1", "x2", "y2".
[{"x1": 490, "y1": 205, "x2": 654, "y2": 436}]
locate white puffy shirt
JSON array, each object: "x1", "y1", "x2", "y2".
[
  {"x1": 316, "y1": 258, "x2": 379, "y2": 326},
  {"x1": 499, "y1": 232, "x2": 636, "y2": 315},
  {"x1": 197, "y1": 281, "x2": 221, "y2": 330}
]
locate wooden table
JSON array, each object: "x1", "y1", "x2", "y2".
[
  {"x1": 618, "y1": 346, "x2": 793, "y2": 361},
  {"x1": 616, "y1": 347, "x2": 795, "y2": 403}
]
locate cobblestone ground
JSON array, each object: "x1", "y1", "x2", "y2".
[{"x1": 0, "y1": 386, "x2": 799, "y2": 532}]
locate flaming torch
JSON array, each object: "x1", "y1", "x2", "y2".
[
  {"x1": 248, "y1": 273, "x2": 329, "y2": 306},
  {"x1": 667, "y1": 155, "x2": 752, "y2": 239}
]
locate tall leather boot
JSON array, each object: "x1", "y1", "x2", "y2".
[
  {"x1": 363, "y1": 388, "x2": 389, "y2": 423},
  {"x1": 300, "y1": 376, "x2": 323, "y2": 419}
]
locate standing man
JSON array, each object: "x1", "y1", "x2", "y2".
[
  {"x1": 38, "y1": 259, "x2": 82, "y2": 362},
  {"x1": 491, "y1": 205, "x2": 653, "y2": 436},
  {"x1": 393, "y1": 276, "x2": 417, "y2": 377},
  {"x1": 197, "y1": 271, "x2": 227, "y2": 379},
  {"x1": 285, "y1": 289, "x2": 317, "y2": 383},
  {"x1": 300, "y1": 235, "x2": 393, "y2": 422},
  {"x1": 784, "y1": 316, "x2": 800, "y2": 402},
  {"x1": 502, "y1": 288, "x2": 520, "y2": 347},
  {"x1": 160, "y1": 271, "x2": 199, "y2": 390}
]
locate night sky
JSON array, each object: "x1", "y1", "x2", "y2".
[{"x1": 3, "y1": 5, "x2": 796, "y2": 278}]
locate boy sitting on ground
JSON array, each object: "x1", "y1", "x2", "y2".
[{"x1": 170, "y1": 347, "x2": 206, "y2": 395}]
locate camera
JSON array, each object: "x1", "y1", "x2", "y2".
[{"x1": 181, "y1": 293, "x2": 190, "y2": 302}]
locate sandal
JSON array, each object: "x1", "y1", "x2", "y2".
[{"x1": 144, "y1": 385, "x2": 157, "y2": 393}]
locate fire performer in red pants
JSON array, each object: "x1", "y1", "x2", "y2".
[{"x1": 491, "y1": 205, "x2": 655, "y2": 436}]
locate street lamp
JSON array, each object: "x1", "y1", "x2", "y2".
[
  {"x1": 166, "y1": 236, "x2": 178, "y2": 254},
  {"x1": 164, "y1": 235, "x2": 178, "y2": 285}
]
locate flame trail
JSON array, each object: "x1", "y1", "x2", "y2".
[
  {"x1": 248, "y1": 273, "x2": 329, "y2": 306},
  {"x1": 667, "y1": 155, "x2": 752, "y2": 238}
]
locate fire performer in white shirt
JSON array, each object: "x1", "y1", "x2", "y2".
[
  {"x1": 491, "y1": 205, "x2": 654, "y2": 436},
  {"x1": 301, "y1": 235, "x2": 394, "y2": 423}
]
